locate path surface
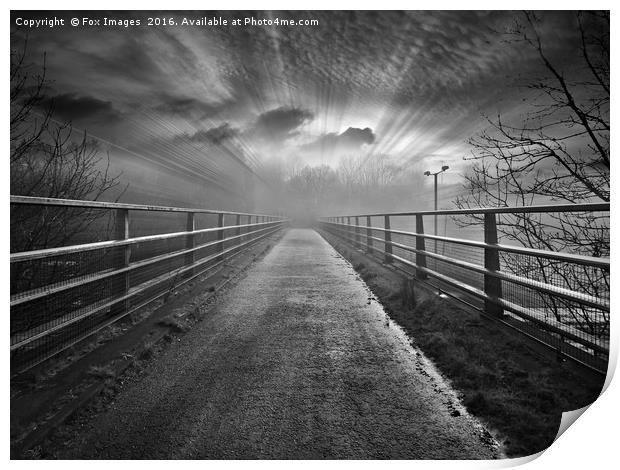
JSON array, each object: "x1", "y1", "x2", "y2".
[{"x1": 56, "y1": 229, "x2": 498, "y2": 459}]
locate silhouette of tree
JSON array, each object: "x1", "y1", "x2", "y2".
[
  {"x1": 454, "y1": 12, "x2": 609, "y2": 335},
  {"x1": 11, "y1": 40, "x2": 125, "y2": 254}
]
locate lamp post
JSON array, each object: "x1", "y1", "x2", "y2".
[{"x1": 424, "y1": 165, "x2": 449, "y2": 249}]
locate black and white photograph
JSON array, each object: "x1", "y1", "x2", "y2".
[{"x1": 8, "y1": 5, "x2": 612, "y2": 462}]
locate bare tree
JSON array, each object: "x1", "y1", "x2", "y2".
[
  {"x1": 10, "y1": 40, "x2": 126, "y2": 297},
  {"x1": 280, "y1": 154, "x2": 413, "y2": 217},
  {"x1": 454, "y1": 12, "x2": 609, "y2": 336},
  {"x1": 286, "y1": 164, "x2": 338, "y2": 209},
  {"x1": 11, "y1": 41, "x2": 125, "y2": 254},
  {"x1": 336, "y1": 155, "x2": 362, "y2": 199},
  {"x1": 338, "y1": 154, "x2": 399, "y2": 194}
]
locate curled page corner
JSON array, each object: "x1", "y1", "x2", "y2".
[
  {"x1": 601, "y1": 353, "x2": 617, "y2": 395},
  {"x1": 499, "y1": 407, "x2": 593, "y2": 467},
  {"x1": 554, "y1": 405, "x2": 591, "y2": 443},
  {"x1": 499, "y1": 450, "x2": 545, "y2": 467}
]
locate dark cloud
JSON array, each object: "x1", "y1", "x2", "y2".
[
  {"x1": 91, "y1": 34, "x2": 165, "y2": 87},
  {"x1": 303, "y1": 127, "x2": 376, "y2": 153},
  {"x1": 11, "y1": 11, "x2": 598, "y2": 179},
  {"x1": 154, "y1": 94, "x2": 228, "y2": 120},
  {"x1": 176, "y1": 123, "x2": 239, "y2": 145},
  {"x1": 38, "y1": 93, "x2": 121, "y2": 123},
  {"x1": 251, "y1": 107, "x2": 313, "y2": 141}
]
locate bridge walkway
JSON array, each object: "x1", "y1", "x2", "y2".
[{"x1": 54, "y1": 228, "x2": 498, "y2": 459}]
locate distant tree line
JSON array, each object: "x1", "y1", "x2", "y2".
[{"x1": 278, "y1": 154, "x2": 424, "y2": 219}]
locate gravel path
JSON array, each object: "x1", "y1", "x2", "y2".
[{"x1": 56, "y1": 229, "x2": 499, "y2": 459}]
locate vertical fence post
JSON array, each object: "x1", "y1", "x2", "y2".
[
  {"x1": 185, "y1": 212, "x2": 195, "y2": 277},
  {"x1": 384, "y1": 215, "x2": 393, "y2": 264},
  {"x1": 114, "y1": 209, "x2": 130, "y2": 313},
  {"x1": 354, "y1": 216, "x2": 361, "y2": 248},
  {"x1": 415, "y1": 214, "x2": 428, "y2": 280},
  {"x1": 235, "y1": 214, "x2": 241, "y2": 248},
  {"x1": 217, "y1": 213, "x2": 225, "y2": 261},
  {"x1": 366, "y1": 215, "x2": 373, "y2": 254},
  {"x1": 347, "y1": 216, "x2": 352, "y2": 242},
  {"x1": 484, "y1": 212, "x2": 503, "y2": 316}
]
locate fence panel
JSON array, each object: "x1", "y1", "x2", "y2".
[
  {"x1": 10, "y1": 195, "x2": 287, "y2": 375},
  {"x1": 319, "y1": 203, "x2": 610, "y2": 373}
]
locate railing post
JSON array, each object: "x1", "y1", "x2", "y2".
[
  {"x1": 354, "y1": 216, "x2": 361, "y2": 248},
  {"x1": 235, "y1": 214, "x2": 241, "y2": 248},
  {"x1": 114, "y1": 209, "x2": 130, "y2": 312},
  {"x1": 415, "y1": 214, "x2": 427, "y2": 280},
  {"x1": 366, "y1": 215, "x2": 373, "y2": 253},
  {"x1": 384, "y1": 215, "x2": 393, "y2": 264},
  {"x1": 347, "y1": 216, "x2": 352, "y2": 242},
  {"x1": 185, "y1": 212, "x2": 195, "y2": 277},
  {"x1": 484, "y1": 212, "x2": 503, "y2": 316},
  {"x1": 217, "y1": 213, "x2": 225, "y2": 261}
]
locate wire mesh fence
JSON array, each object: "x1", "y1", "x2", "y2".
[
  {"x1": 320, "y1": 203, "x2": 610, "y2": 373},
  {"x1": 10, "y1": 195, "x2": 287, "y2": 375}
]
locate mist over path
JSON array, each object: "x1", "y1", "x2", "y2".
[{"x1": 56, "y1": 229, "x2": 498, "y2": 459}]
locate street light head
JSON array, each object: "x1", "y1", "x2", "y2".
[
  {"x1": 441, "y1": 165, "x2": 450, "y2": 172},
  {"x1": 424, "y1": 171, "x2": 431, "y2": 176}
]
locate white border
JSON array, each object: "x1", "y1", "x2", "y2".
[{"x1": 4, "y1": 3, "x2": 617, "y2": 468}]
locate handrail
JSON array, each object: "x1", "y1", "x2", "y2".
[
  {"x1": 10, "y1": 195, "x2": 286, "y2": 218},
  {"x1": 10, "y1": 220, "x2": 283, "y2": 262},
  {"x1": 11, "y1": 225, "x2": 282, "y2": 351},
  {"x1": 10, "y1": 195, "x2": 288, "y2": 374},
  {"x1": 325, "y1": 224, "x2": 609, "y2": 311},
  {"x1": 321, "y1": 220, "x2": 610, "y2": 269},
  {"x1": 323, "y1": 201, "x2": 610, "y2": 218},
  {"x1": 11, "y1": 224, "x2": 278, "y2": 306}
]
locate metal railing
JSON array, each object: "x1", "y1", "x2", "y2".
[
  {"x1": 319, "y1": 203, "x2": 610, "y2": 373},
  {"x1": 10, "y1": 195, "x2": 287, "y2": 374}
]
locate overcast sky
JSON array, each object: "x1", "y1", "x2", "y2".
[{"x1": 11, "y1": 10, "x2": 585, "y2": 206}]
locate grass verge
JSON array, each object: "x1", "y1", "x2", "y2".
[{"x1": 321, "y1": 231, "x2": 605, "y2": 457}]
